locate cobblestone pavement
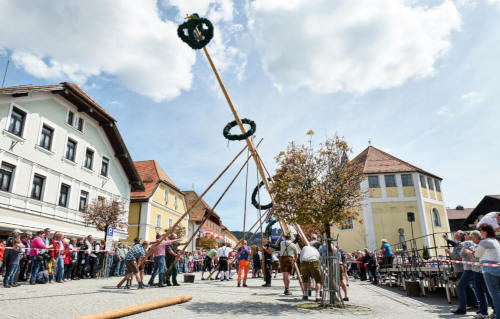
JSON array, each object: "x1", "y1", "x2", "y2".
[{"x1": 0, "y1": 273, "x2": 484, "y2": 319}]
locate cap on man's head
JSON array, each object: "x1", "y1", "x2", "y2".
[
  {"x1": 13, "y1": 229, "x2": 22, "y2": 234},
  {"x1": 25, "y1": 231, "x2": 33, "y2": 235}
]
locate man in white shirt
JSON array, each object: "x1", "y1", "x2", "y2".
[
  {"x1": 300, "y1": 241, "x2": 322, "y2": 301},
  {"x1": 477, "y1": 212, "x2": 500, "y2": 232},
  {"x1": 216, "y1": 243, "x2": 231, "y2": 281},
  {"x1": 279, "y1": 234, "x2": 298, "y2": 295}
]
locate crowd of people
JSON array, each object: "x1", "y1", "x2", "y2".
[
  {"x1": 1, "y1": 212, "x2": 498, "y2": 319},
  {"x1": 0, "y1": 229, "x2": 216, "y2": 289}
]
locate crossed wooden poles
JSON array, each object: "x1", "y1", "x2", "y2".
[{"x1": 117, "y1": 25, "x2": 310, "y2": 292}]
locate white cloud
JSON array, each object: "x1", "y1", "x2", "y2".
[
  {"x1": 436, "y1": 106, "x2": 452, "y2": 117},
  {"x1": 0, "y1": 0, "x2": 196, "y2": 101},
  {"x1": 461, "y1": 91, "x2": 484, "y2": 104},
  {"x1": 455, "y1": 0, "x2": 478, "y2": 8},
  {"x1": 247, "y1": 0, "x2": 461, "y2": 94}
]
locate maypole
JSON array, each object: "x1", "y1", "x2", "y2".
[{"x1": 177, "y1": 14, "x2": 309, "y2": 292}]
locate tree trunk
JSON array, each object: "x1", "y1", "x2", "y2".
[{"x1": 325, "y1": 222, "x2": 336, "y2": 305}]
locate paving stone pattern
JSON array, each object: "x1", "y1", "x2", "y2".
[{"x1": 0, "y1": 273, "x2": 478, "y2": 319}]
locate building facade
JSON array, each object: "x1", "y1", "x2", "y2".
[
  {"x1": 333, "y1": 146, "x2": 450, "y2": 255},
  {"x1": 221, "y1": 226, "x2": 238, "y2": 247},
  {"x1": 127, "y1": 160, "x2": 188, "y2": 243},
  {"x1": 0, "y1": 83, "x2": 143, "y2": 239},
  {"x1": 184, "y1": 190, "x2": 222, "y2": 250}
]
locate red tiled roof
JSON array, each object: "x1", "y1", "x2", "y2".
[
  {"x1": 352, "y1": 146, "x2": 442, "y2": 180},
  {"x1": 131, "y1": 160, "x2": 180, "y2": 199},
  {"x1": 183, "y1": 191, "x2": 220, "y2": 223},
  {"x1": 446, "y1": 208, "x2": 474, "y2": 220}
]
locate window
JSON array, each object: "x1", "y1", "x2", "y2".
[
  {"x1": 431, "y1": 208, "x2": 442, "y2": 227},
  {"x1": 67, "y1": 111, "x2": 74, "y2": 125},
  {"x1": 84, "y1": 149, "x2": 94, "y2": 170},
  {"x1": 39, "y1": 125, "x2": 54, "y2": 150},
  {"x1": 58, "y1": 184, "x2": 70, "y2": 207},
  {"x1": 8, "y1": 107, "x2": 26, "y2": 137},
  {"x1": 101, "y1": 157, "x2": 109, "y2": 177},
  {"x1": 174, "y1": 195, "x2": 178, "y2": 209},
  {"x1": 31, "y1": 174, "x2": 45, "y2": 200},
  {"x1": 164, "y1": 189, "x2": 169, "y2": 203},
  {"x1": 427, "y1": 177, "x2": 434, "y2": 190},
  {"x1": 384, "y1": 175, "x2": 396, "y2": 187},
  {"x1": 79, "y1": 191, "x2": 89, "y2": 212},
  {"x1": 156, "y1": 214, "x2": 162, "y2": 228},
  {"x1": 420, "y1": 175, "x2": 427, "y2": 188},
  {"x1": 77, "y1": 118, "x2": 84, "y2": 131},
  {"x1": 0, "y1": 162, "x2": 15, "y2": 192},
  {"x1": 65, "y1": 139, "x2": 77, "y2": 162},
  {"x1": 435, "y1": 179, "x2": 441, "y2": 192},
  {"x1": 340, "y1": 219, "x2": 354, "y2": 230},
  {"x1": 401, "y1": 174, "x2": 413, "y2": 186},
  {"x1": 368, "y1": 176, "x2": 380, "y2": 188},
  {"x1": 168, "y1": 218, "x2": 173, "y2": 228}
]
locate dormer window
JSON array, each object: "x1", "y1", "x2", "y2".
[
  {"x1": 368, "y1": 176, "x2": 380, "y2": 188},
  {"x1": 420, "y1": 175, "x2": 427, "y2": 188},
  {"x1": 384, "y1": 175, "x2": 396, "y2": 187}
]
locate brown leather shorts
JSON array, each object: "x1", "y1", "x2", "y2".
[{"x1": 280, "y1": 256, "x2": 294, "y2": 273}]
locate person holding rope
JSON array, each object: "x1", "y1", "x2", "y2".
[
  {"x1": 280, "y1": 234, "x2": 298, "y2": 295},
  {"x1": 237, "y1": 240, "x2": 251, "y2": 287}
]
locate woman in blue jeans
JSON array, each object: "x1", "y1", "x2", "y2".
[{"x1": 476, "y1": 224, "x2": 500, "y2": 319}]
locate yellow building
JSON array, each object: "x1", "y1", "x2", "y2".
[
  {"x1": 126, "y1": 160, "x2": 188, "y2": 242},
  {"x1": 333, "y1": 146, "x2": 450, "y2": 256}
]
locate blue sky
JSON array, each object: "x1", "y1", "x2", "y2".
[{"x1": 1, "y1": 0, "x2": 499, "y2": 231}]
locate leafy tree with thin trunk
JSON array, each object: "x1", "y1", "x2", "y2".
[
  {"x1": 271, "y1": 133, "x2": 366, "y2": 305},
  {"x1": 82, "y1": 198, "x2": 127, "y2": 241},
  {"x1": 271, "y1": 133, "x2": 365, "y2": 234}
]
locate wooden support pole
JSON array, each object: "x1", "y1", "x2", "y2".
[
  {"x1": 74, "y1": 296, "x2": 192, "y2": 319},
  {"x1": 199, "y1": 29, "x2": 308, "y2": 293},
  {"x1": 116, "y1": 144, "x2": 248, "y2": 287},
  {"x1": 163, "y1": 140, "x2": 260, "y2": 278}
]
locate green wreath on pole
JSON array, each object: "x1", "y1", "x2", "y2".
[
  {"x1": 177, "y1": 14, "x2": 214, "y2": 50},
  {"x1": 222, "y1": 118, "x2": 256, "y2": 141},
  {"x1": 251, "y1": 178, "x2": 273, "y2": 210}
]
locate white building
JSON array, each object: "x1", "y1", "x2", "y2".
[{"x1": 0, "y1": 83, "x2": 143, "y2": 239}]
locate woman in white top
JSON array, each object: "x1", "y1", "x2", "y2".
[{"x1": 475, "y1": 224, "x2": 500, "y2": 319}]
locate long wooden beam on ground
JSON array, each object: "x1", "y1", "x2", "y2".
[
  {"x1": 116, "y1": 144, "x2": 248, "y2": 287},
  {"x1": 74, "y1": 296, "x2": 192, "y2": 319}
]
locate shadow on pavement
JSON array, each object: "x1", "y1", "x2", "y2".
[
  {"x1": 359, "y1": 282, "x2": 479, "y2": 318},
  {"x1": 185, "y1": 301, "x2": 298, "y2": 316}
]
